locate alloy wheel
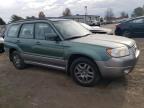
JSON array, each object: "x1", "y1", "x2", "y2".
[{"x1": 74, "y1": 63, "x2": 95, "y2": 84}]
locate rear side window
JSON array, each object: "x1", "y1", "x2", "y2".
[
  {"x1": 8, "y1": 24, "x2": 20, "y2": 37},
  {"x1": 19, "y1": 24, "x2": 34, "y2": 39},
  {"x1": 131, "y1": 18, "x2": 144, "y2": 24},
  {"x1": 35, "y1": 23, "x2": 56, "y2": 40}
]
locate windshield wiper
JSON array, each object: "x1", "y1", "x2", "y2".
[
  {"x1": 65, "y1": 33, "x2": 92, "y2": 40},
  {"x1": 65, "y1": 36, "x2": 82, "y2": 40}
]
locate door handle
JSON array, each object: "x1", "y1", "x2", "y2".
[
  {"x1": 16, "y1": 40, "x2": 21, "y2": 43},
  {"x1": 36, "y1": 41, "x2": 41, "y2": 45}
]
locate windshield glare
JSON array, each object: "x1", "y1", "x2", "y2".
[
  {"x1": 80, "y1": 23, "x2": 92, "y2": 30},
  {"x1": 53, "y1": 20, "x2": 92, "y2": 39}
]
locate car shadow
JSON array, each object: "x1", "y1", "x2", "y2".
[
  {"x1": 28, "y1": 64, "x2": 129, "y2": 89},
  {"x1": 8, "y1": 63, "x2": 130, "y2": 108}
]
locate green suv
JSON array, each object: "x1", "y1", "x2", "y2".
[{"x1": 4, "y1": 19, "x2": 140, "y2": 86}]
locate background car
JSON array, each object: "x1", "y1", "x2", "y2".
[
  {"x1": 87, "y1": 20, "x2": 100, "y2": 26},
  {"x1": 0, "y1": 27, "x2": 5, "y2": 53},
  {"x1": 0, "y1": 36, "x2": 4, "y2": 53},
  {"x1": 115, "y1": 16, "x2": 144, "y2": 38},
  {"x1": 80, "y1": 23, "x2": 113, "y2": 35}
]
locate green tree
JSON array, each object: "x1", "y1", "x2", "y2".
[
  {"x1": 62, "y1": 8, "x2": 72, "y2": 16},
  {"x1": 38, "y1": 11, "x2": 46, "y2": 19},
  {"x1": 131, "y1": 7, "x2": 144, "y2": 17},
  {"x1": 10, "y1": 15, "x2": 24, "y2": 22},
  {"x1": 0, "y1": 17, "x2": 6, "y2": 25}
]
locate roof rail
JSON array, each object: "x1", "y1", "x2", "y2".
[{"x1": 8, "y1": 18, "x2": 49, "y2": 24}]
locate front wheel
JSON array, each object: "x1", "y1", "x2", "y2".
[
  {"x1": 11, "y1": 51, "x2": 26, "y2": 69},
  {"x1": 70, "y1": 57, "x2": 101, "y2": 87}
]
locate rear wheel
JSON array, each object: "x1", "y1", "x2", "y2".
[
  {"x1": 70, "y1": 57, "x2": 101, "y2": 87},
  {"x1": 0, "y1": 48, "x2": 4, "y2": 53},
  {"x1": 0, "y1": 45, "x2": 4, "y2": 53},
  {"x1": 11, "y1": 51, "x2": 26, "y2": 69}
]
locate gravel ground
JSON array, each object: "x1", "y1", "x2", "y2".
[{"x1": 0, "y1": 30, "x2": 144, "y2": 108}]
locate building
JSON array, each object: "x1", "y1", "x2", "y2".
[
  {"x1": 47, "y1": 15, "x2": 100, "y2": 25},
  {"x1": 60, "y1": 15, "x2": 100, "y2": 23}
]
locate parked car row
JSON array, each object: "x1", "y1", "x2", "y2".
[{"x1": 4, "y1": 19, "x2": 140, "y2": 87}]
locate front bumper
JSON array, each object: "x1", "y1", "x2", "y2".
[{"x1": 96, "y1": 49, "x2": 140, "y2": 78}]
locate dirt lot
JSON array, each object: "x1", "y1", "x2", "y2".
[{"x1": 0, "y1": 32, "x2": 144, "y2": 108}]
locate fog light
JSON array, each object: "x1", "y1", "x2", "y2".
[{"x1": 124, "y1": 69, "x2": 130, "y2": 74}]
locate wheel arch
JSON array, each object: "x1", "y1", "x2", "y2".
[{"x1": 66, "y1": 53, "x2": 100, "y2": 75}]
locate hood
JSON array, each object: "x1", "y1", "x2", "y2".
[
  {"x1": 91, "y1": 26, "x2": 112, "y2": 33},
  {"x1": 70, "y1": 34, "x2": 135, "y2": 48},
  {"x1": 0, "y1": 37, "x2": 4, "y2": 43}
]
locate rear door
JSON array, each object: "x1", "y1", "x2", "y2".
[
  {"x1": 4, "y1": 24, "x2": 21, "y2": 50},
  {"x1": 17, "y1": 23, "x2": 35, "y2": 59},
  {"x1": 131, "y1": 18, "x2": 144, "y2": 37},
  {"x1": 32, "y1": 22, "x2": 65, "y2": 68}
]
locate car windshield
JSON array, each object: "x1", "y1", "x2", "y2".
[
  {"x1": 80, "y1": 23, "x2": 92, "y2": 30},
  {"x1": 53, "y1": 20, "x2": 92, "y2": 40}
]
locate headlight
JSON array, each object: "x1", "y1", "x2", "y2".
[{"x1": 107, "y1": 46, "x2": 130, "y2": 57}]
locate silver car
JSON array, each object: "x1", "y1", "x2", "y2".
[
  {"x1": 80, "y1": 23, "x2": 113, "y2": 35},
  {"x1": 0, "y1": 36, "x2": 4, "y2": 53}
]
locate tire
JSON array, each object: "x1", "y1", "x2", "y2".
[
  {"x1": 70, "y1": 57, "x2": 101, "y2": 87},
  {"x1": 122, "y1": 31, "x2": 131, "y2": 38},
  {"x1": 1, "y1": 48, "x2": 4, "y2": 52},
  {"x1": 11, "y1": 51, "x2": 26, "y2": 69},
  {"x1": 0, "y1": 45, "x2": 4, "y2": 53},
  {"x1": 0, "y1": 48, "x2": 4, "y2": 53}
]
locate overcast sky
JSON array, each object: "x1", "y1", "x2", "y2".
[{"x1": 0, "y1": 0, "x2": 144, "y2": 22}]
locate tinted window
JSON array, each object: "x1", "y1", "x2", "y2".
[
  {"x1": 131, "y1": 18, "x2": 144, "y2": 24},
  {"x1": 8, "y1": 24, "x2": 20, "y2": 37},
  {"x1": 35, "y1": 23, "x2": 57, "y2": 41},
  {"x1": 19, "y1": 24, "x2": 34, "y2": 39}
]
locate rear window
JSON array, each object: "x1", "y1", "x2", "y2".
[{"x1": 7, "y1": 24, "x2": 20, "y2": 38}]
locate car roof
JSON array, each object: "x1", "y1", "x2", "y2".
[
  {"x1": 8, "y1": 18, "x2": 71, "y2": 25},
  {"x1": 133, "y1": 16, "x2": 144, "y2": 19},
  {"x1": 124, "y1": 16, "x2": 144, "y2": 23},
  {"x1": 49, "y1": 18, "x2": 70, "y2": 21}
]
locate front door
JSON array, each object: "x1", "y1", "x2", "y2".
[
  {"x1": 31, "y1": 22, "x2": 65, "y2": 68},
  {"x1": 131, "y1": 18, "x2": 144, "y2": 37}
]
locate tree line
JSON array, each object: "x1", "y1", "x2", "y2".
[
  {"x1": 105, "y1": 5, "x2": 144, "y2": 22},
  {"x1": 0, "y1": 5, "x2": 144, "y2": 25},
  {"x1": 0, "y1": 11, "x2": 46, "y2": 25}
]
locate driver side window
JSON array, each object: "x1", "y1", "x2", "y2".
[{"x1": 35, "y1": 23, "x2": 58, "y2": 41}]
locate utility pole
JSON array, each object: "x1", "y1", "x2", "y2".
[{"x1": 84, "y1": 6, "x2": 87, "y2": 23}]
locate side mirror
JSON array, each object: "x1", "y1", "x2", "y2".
[{"x1": 45, "y1": 33, "x2": 60, "y2": 41}]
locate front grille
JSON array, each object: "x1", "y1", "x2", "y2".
[{"x1": 130, "y1": 43, "x2": 137, "y2": 55}]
